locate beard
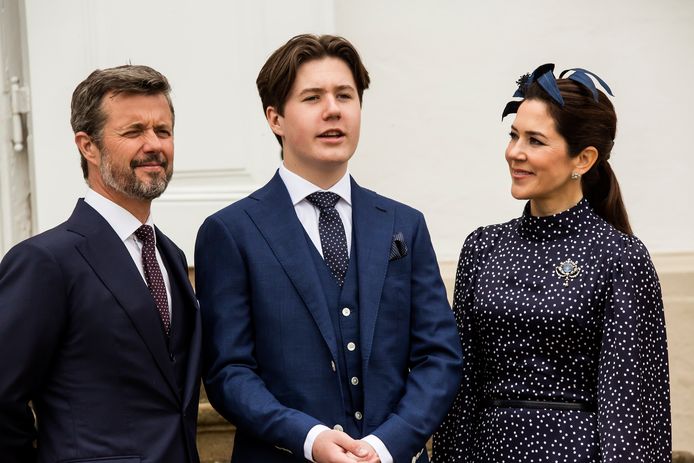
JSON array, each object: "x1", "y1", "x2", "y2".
[{"x1": 99, "y1": 148, "x2": 173, "y2": 201}]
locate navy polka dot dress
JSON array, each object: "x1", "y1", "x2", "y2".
[{"x1": 432, "y1": 199, "x2": 671, "y2": 462}]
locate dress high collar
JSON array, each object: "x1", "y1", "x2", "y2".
[{"x1": 517, "y1": 198, "x2": 592, "y2": 241}]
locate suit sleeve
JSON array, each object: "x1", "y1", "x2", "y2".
[
  {"x1": 431, "y1": 228, "x2": 485, "y2": 462},
  {"x1": 370, "y1": 212, "x2": 463, "y2": 462},
  {"x1": 0, "y1": 242, "x2": 67, "y2": 462},
  {"x1": 195, "y1": 215, "x2": 321, "y2": 457},
  {"x1": 597, "y1": 236, "x2": 671, "y2": 462}
]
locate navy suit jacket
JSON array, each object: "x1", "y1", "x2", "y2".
[
  {"x1": 0, "y1": 200, "x2": 201, "y2": 463},
  {"x1": 195, "y1": 173, "x2": 462, "y2": 462}
]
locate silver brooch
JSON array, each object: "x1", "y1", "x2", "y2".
[{"x1": 555, "y1": 259, "x2": 581, "y2": 287}]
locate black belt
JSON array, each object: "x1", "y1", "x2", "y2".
[{"x1": 483, "y1": 399, "x2": 596, "y2": 412}]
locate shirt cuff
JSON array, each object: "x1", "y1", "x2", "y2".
[
  {"x1": 362, "y1": 434, "x2": 393, "y2": 463},
  {"x1": 304, "y1": 424, "x2": 331, "y2": 462}
]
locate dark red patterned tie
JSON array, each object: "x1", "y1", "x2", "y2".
[{"x1": 134, "y1": 225, "x2": 171, "y2": 335}]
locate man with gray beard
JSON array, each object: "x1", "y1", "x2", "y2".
[{"x1": 0, "y1": 65, "x2": 201, "y2": 463}]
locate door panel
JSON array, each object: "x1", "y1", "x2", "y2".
[{"x1": 0, "y1": 0, "x2": 32, "y2": 256}]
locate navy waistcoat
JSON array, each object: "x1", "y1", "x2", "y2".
[{"x1": 306, "y1": 235, "x2": 364, "y2": 438}]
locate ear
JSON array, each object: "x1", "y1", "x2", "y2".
[
  {"x1": 265, "y1": 106, "x2": 284, "y2": 138},
  {"x1": 75, "y1": 131, "x2": 100, "y2": 168},
  {"x1": 573, "y1": 146, "x2": 599, "y2": 175}
]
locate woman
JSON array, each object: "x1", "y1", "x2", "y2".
[{"x1": 432, "y1": 64, "x2": 671, "y2": 462}]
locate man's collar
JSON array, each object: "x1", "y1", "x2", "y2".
[
  {"x1": 278, "y1": 163, "x2": 352, "y2": 206},
  {"x1": 84, "y1": 188, "x2": 155, "y2": 242}
]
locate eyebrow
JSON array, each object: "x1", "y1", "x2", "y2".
[
  {"x1": 119, "y1": 122, "x2": 146, "y2": 131},
  {"x1": 298, "y1": 84, "x2": 356, "y2": 95},
  {"x1": 510, "y1": 124, "x2": 548, "y2": 139},
  {"x1": 120, "y1": 122, "x2": 172, "y2": 131}
]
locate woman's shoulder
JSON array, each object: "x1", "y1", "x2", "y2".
[
  {"x1": 592, "y1": 214, "x2": 651, "y2": 261},
  {"x1": 462, "y1": 218, "x2": 518, "y2": 251},
  {"x1": 589, "y1": 215, "x2": 654, "y2": 277}
]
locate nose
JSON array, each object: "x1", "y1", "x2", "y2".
[
  {"x1": 322, "y1": 95, "x2": 341, "y2": 120},
  {"x1": 505, "y1": 139, "x2": 526, "y2": 162},
  {"x1": 142, "y1": 128, "x2": 163, "y2": 153}
]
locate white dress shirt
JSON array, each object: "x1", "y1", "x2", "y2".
[
  {"x1": 278, "y1": 163, "x2": 352, "y2": 256},
  {"x1": 84, "y1": 188, "x2": 172, "y2": 318},
  {"x1": 277, "y1": 164, "x2": 393, "y2": 463}
]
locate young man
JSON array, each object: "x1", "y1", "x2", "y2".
[
  {"x1": 0, "y1": 65, "x2": 201, "y2": 463},
  {"x1": 195, "y1": 35, "x2": 462, "y2": 463}
]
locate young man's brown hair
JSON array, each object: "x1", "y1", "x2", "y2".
[{"x1": 256, "y1": 34, "x2": 370, "y2": 147}]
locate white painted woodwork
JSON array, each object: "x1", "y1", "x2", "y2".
[{"x1": 0, "y1": 0, "x2": 33, "y2": 255}]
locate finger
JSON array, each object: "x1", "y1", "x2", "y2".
[
  {"x1": 314, "y1": 431, "x2": 364, "y2": 463},
  {"x1": 328, "y1": 451, "x2": 369, "y2": 463},
  {"x1": 346, "y1": 453, "x2": 379, "y2": 462},
  {"x1": 343, "y1": 440, "x2": 369, "y2": 458},
  {"x1": 345, "y1": 454, "x2": 379, "y2": 463}
]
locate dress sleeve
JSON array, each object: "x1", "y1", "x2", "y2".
[
  {"x1": 432, "y1": 227, "x2": 485, "y2": 463},
  {"x1": 597, "y1": 235, "x2": 671, "y2": 462}
]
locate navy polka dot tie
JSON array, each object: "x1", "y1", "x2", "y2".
[
  {"x1": 306, "y1": 192, "x2": 349, "y2": 286},
  {"x1": 134, "y1": 225, "x2": 171, "y2": 335}
]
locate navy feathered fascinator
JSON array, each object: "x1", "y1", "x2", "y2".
[{"x1": 502, "y1": 63, "x2": 614, "y2": 119}]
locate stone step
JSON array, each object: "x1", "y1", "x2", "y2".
[{"x1": 197, "y1": 401, "x2": 234, "y2": 463}]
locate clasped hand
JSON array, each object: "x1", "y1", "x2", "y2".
[{"x1": 312, "y1": 429, "x2": 381, "y2": 463}]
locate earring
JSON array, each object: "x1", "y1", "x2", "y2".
[{"x1": 571, "y1": 172, "x2": 581, "y2": 180}]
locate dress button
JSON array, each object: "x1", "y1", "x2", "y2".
[
  {"x1": 351, "y1": 376, "x2": 359, "y2": 386},
  {"x1": 330, "y1": 361, "x2": 336, "y2": 372},
  {"x1": 354, "y1": 411, "x2": 363, "y2": 420},
  {"x1": 333, "y1": 424, "x2": 344, "y2": 432},
  {"x1": 342, "y1": 307, "x2": 351, "y2": 317},
  {"x1": 347, "y1": 342, "x2": 356, "y2": 351}
]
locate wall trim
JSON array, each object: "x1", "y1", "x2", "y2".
[
  {"x1": 439, "y1": 252, "x2": 694, "y2": 280},
  {"x1": 651, "y1": 252, "x2": 694, "y2": 274},
  {"x1": 437, "y1": 252, "x2": 694, "y2": 301},
  {"x1": 158, "y1": 168, "x2": 258, "y2": 203}
]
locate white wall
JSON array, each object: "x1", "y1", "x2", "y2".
[
  {"x1": 21, "y1": 0, "x2": 694, "y2": 261},
  {"x1": 338, "y1": 0, "x2": 694, "y2": 260},
  {"x1": 23, "y1": 0, "x2": 335, "y2": 258}
]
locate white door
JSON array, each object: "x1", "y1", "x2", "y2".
[
  {"x1": 20, "y1": 0, "x2": 333, "y2": 259},
  {"x1": 0, "y1": 0, "x2": 33, "y2": 256}
]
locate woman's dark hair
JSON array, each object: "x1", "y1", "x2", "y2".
[{"x1": 524, "y1": 79, "x2": 632, "y2": 234}]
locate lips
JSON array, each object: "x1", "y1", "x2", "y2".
[
  {"x1": 131, "y1": 154, "x2": 168, "y2": 170},
  {"x1": 133, "y1": 163, "x2": 166, "y2": 172},
  {"x1": 512, "y1": 168, "x2": 533, "y2": 177},
  {"x1": 317, "y1": 129, "x2": 345, "y2": 139}
]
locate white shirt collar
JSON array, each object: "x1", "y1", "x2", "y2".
[
  {"x1": 84, "y1": 188, "x2": 155, "y2": 243},
  {"x1": 278, "y1": 163, "x2": 352, "y2": 206}
]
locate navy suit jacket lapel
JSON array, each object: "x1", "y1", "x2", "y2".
[
  {"x1": 245, "y1": 172, "x2": 339, "y2": 361},
  {"x1": 155, "y1": 228, "x2": 201, "y2": 408},
  {"x1": 67, "y1": 200, "x2": 180, "y2": 401},
  {"x1": 351, "y1": 178, "x2": 394, "y2": 366}
]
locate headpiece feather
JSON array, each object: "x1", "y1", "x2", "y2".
[{"x1": 502, "y1": 63, "x2": 613, "y2": 119}]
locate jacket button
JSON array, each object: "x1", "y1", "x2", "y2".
[
  {"x1": 333, "y1": 424, "x2": 344, "y2": 432},
  {"x1": 342, "y1": 307, "x2": 351, "y2": 317},
  {"x1": 347, "y1": 342, "x2": 356, "y2": 351},
  {"x1": 330, "y1": 361, "x2": 336, "y2": 372},
  {"x1": 351, "y1": 376, "x2": 359, "y2": 386},
  {"x1": 354, "y1": 411, "x2": 363, "y2": 420}
]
